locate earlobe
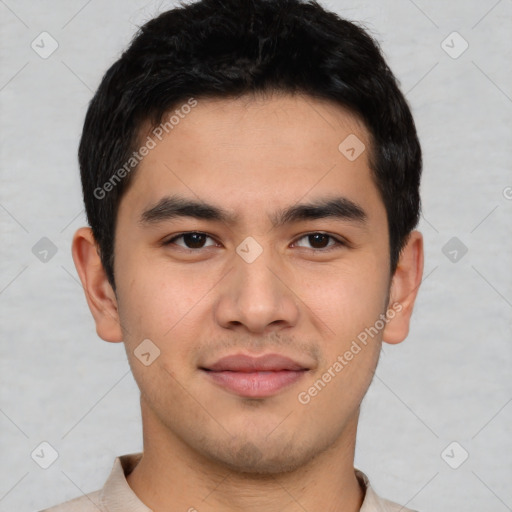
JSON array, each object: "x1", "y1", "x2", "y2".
[
  {"x1": 382, "y1": 230, "x2": 424, "y2": 345},
  {"x1": 71, "y1": 227, "x2": 124, "y2": 343}
]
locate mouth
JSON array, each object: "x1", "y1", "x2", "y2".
[{"x1": 199, "y1": 353, "x2": 310, "y2": 398}]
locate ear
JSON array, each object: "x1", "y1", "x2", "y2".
[
  {"x1": 382, "y1": 230, "x2": 424, "y2": 345},
  {"x1": 71, "y1": 227, "x2": 123, "y2": 343}
]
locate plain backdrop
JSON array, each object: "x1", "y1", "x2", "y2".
[{"x1": 1, "y1": 1, "x2": 511, "y2": 511}]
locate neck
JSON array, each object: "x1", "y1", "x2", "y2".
[{"x1": 127, "y1": 398, "x2": 365, "y2": 512}]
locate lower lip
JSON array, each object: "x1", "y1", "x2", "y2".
[{"x1": 202, "y1": 370, "x2": 307, "y2": 398}]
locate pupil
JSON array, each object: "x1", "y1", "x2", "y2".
[
  {"x1": 310, "y1": 233, "x2": 328, "y2": 248},
  {"x1": 185, "y1": 233, "x2": 205, "y2": 248}
]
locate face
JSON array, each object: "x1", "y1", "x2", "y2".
[{"x1": 101, "y1": 93, "x2": 404, "y2": 474}]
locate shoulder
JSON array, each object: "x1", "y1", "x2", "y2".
[
  {"x1": 372, "y1": 493, "x2": 418, "y2": 511},
  {"x1": 356, "y1": 469, "x2": 419, "y2": 512},
  {"x1": 37, "y1": 453, "x2": 144, "y2": 511},
  {"x1": 38, "y1": 490, "x2": 103, "y2": 512}
]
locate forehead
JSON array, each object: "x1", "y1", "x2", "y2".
[{"x1": 119, "y1": 93, "x2": 384, "y2": 227}]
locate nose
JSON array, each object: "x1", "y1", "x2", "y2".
[{"x1": 214, "y1": 242, "x2": 300, "y2": 335}]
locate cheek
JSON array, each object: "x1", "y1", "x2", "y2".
[
  {"x1": 116, "y1": 256, "x2": 208, "y2": 337},
  {"x1": 296, "y1": 342, "x2": 379, "y2": 438},
  {"x1": 116, "y1": 272, "x2": 204, "y2": 400},
  {"x1": 299, "y1": 262, "x2": 389, "y2": 339}
]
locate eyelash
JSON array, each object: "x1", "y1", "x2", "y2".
[{"x1": 163, "y1": 231, "x2": 346, "y2": 252}]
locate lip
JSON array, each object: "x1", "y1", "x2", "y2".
[
  {"x1": 202, "y1": 353, "x2": 309, "y2": 372},
  {"x1": 200, "y1": 353, "x2": 310, "y2": 398}
]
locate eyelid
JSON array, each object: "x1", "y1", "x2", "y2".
[
  {"x1": 163, "y1": 231, "x2": 219, "y2": 248},
  {"x1": 292, "y1": 232, "x2": 347, "y2": 251},
  {"x1": 163, "y1": 231, "x2": 347, "y2": 251}
]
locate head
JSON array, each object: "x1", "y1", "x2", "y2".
[{"x1": 73, "y1": 0, "x2": 423, "y2": 474}]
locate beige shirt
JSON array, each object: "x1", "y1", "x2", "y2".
[{"x1": 40, "y1": 453, "x2": 417, "y2": 512}]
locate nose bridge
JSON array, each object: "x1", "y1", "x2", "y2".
[
  {"x1": 215, "y1": 237, "x2": 299, "y2": 333},
  {"x1": 237, "y1": 241, "x2": 280, "y2": 298}
]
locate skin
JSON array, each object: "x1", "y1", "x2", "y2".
[{"x1": 72, "y1": 92, "x2": 423, "y2": 512}]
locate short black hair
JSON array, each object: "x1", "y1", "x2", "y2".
[{"x1": 78, "y1": 0, "x2": 422, "y2": 288}]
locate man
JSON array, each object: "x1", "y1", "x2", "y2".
[{"x1": 43, "y1": 0, "x2": 424, "y2": 510}]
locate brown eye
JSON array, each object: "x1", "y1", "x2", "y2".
[
  {"x1": 293, "y1": 232, "x2": 344, "y2": 251},
  {"x1": 165, "y1": 232, "x2": 216, "y2": 249}
]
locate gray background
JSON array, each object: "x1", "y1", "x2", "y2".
[{"x1": 1, "y1": 0, "x2": 511, "y2": 510}]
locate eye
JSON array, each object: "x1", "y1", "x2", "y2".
[
  {"x1": 163, "y1": 231, "x2": 346, "y2": 252},
  {"x1": 164, "y1": 232, "x2": 218, "y2": 249},
  {"x1": 292, "y1": 232, "x2": 345, "y2": 251}
]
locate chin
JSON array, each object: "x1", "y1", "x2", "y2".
[{"x1": 201, "y1": 437, "x2": 325, "y2": 476}]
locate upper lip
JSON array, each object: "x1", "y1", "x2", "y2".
[{"x1": 201, "y1": 353, "x2": 310, "y2": 372}]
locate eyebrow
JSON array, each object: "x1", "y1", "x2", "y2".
[{"x1": 140, "y1": 194, "x2": 367, "y2": 228}]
